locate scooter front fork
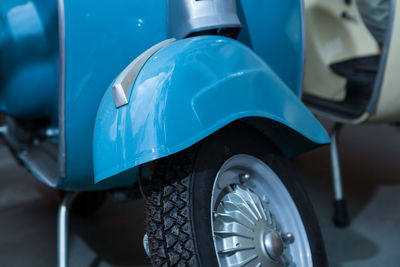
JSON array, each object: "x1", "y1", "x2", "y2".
[
  {"x1": 330, "y1": 123, "x2": 350, "y2": 227},
  {"x1": 58, "y1": 192, "x2": 79, "y2": 267}
]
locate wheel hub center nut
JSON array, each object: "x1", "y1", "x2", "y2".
[{"x1": 263, "y1": 231, "x2": 284, "y2": 260}]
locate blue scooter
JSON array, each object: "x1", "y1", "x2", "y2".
[{"x1": 0, "y1": 0, "x2": 330, "y2": 266}]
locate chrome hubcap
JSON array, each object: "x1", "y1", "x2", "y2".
[
  {"x1": 211, "y1": 154, "x2": 313, "y2": 267},
  {"x1": 264, "y1": 231, "x2": 284, "y2": 260},
  {"x1": 213, "y1": 184, "x2": 287, "y2": 266}
]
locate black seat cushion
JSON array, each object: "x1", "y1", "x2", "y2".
[{"x1": 303, "y1": 55, "x2": 380, "y2": 118}]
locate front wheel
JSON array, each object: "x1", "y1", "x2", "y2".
[{"x1": 146, "y1": 124, "x2": 327, "y2": 266}]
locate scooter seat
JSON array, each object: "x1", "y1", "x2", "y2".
[
  {"x1": 331, "y1": 55, "x2": 380, "y2": 102},
  {"x1": 303, "y1": 55, "x2": 380, "y2": 118},
  {"x1": 330, "y1": 55, "x2": 380, "y2": 78}
]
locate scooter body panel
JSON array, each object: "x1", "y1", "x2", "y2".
[
  {"x1": 59, "y1": 0, "x2": 167, "y2": 190},
  {"x1": 303, "y1": 0, "x2": 400, "y2": 124},
  {"x1": 0, "y1": 0, "x2": 329, "y2": 191},
  {"x1": 0, "y1": 0, "x2": 59, "y2": 120},
  {"x1": 303, "y1": 0, "x2": 379, "y2": 102},
  {"x1": 60, "y1": 0, "x2": 314, "y2": 189},
  {"x1": 93, "y1": 36, "x2": 329, "y2": 183},
  {"x1": 237, "y1": 0, "x2": 305, "y2": 97}
]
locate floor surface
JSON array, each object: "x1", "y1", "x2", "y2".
[{"x1": 1, "y1": 120, "x2": 400, "y2": 266}]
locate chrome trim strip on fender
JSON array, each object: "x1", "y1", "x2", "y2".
[
  {"x1": 57, "y1": 0, "x2": 66, "y2": 178},
  {"x1": 113, "y1": 38, "x2": 176, "y2": 108}
]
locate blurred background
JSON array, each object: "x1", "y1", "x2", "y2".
[{"x1": 1, "y1": 118, "x2": 400, "y2": 267}]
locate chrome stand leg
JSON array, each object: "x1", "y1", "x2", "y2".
[
  {"x1": 330, "y1": 123, "x2": 349, "y2": 227},
  {"x1": 58, "y1": 192, "x2": 79, "y2": 267}
]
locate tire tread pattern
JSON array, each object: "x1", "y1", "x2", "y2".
[{"x1": 146, "y1": 147, "x2": 200, "y2": 267}]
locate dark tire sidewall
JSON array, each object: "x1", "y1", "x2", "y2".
[{"x1": 190, "y1": 125, "x2": 327, "y2": 267}]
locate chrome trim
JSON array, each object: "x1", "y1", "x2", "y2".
[
  {"x1": 112, "y1": 38, "x2": 176, "y2": 108},
  {"x1": 57, "y1": 0, "x2": 66, "y2": 178},
  {"x1": 330, "y1": 123, "x2": 343, "y2": 201},
  {"x1": 366, "y1": 0, "x2": 396, "y2": 113},
  {"x1": 19, "y1": 143, "x2": 59, "y2": 188},
  {"x1": 299, "y1": 0, "x2": 306, "y2": 98},
  {"x1": 168, "y1": 0, "x2": 241, "y2": 39},
  {"x1": 58, "y1": 192, "x2": 79, "y2": 267},
  {"x1": 211, "y1": 155, "x2": 313, "y2": 267},
  {"x1": 0, "y1": 125, "x2": 7, "y2": 136}
]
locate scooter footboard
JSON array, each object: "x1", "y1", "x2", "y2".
[{"x1": 93, "y1": 36, "x2": 329, "y2": 184}]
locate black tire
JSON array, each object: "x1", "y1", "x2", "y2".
[{"x1": 146, "y1": 124, "x2": 327, "y2": 266}]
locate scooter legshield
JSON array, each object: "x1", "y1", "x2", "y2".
[{"x1": 93, "y1": 36, "x2": 329, "y2": 183}]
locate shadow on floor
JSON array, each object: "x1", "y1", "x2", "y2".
[{"x1": 295, "y1": 119, "x2": 400, "y2": 267}]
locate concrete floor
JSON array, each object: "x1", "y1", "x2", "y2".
[
  {"x1": 1, "y1": 120, "x2": 400, "y2": 266},
  {"x1": 296, "y1": 120, "x2": 400, "y2": 267}
]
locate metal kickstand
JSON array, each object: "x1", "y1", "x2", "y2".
[
  {"x1": 58, "y1": 192, "x2": 79, "y2": 267},
  {"x1": 330, "y1": 123, "x2": 350, "y2": 227}
]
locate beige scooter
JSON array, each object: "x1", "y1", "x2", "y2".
[{"x1": 303, "y1": 0, "x2": 399, "y2": 226}]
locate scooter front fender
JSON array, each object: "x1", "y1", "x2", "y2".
[{"x1": 93, "y1": 36, "x2": 329, "y2": 183}]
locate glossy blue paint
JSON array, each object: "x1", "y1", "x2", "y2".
[
  {"x1": 64, "y1": 0, "x2": 304, "y2": 189},
  {"x1": 237, "y1": 0, "x2": 304, "y2": 96},
  {"x1": 0, "y1": 0, "x2": 58, "y2": 120},
  {"x1": 59, "y1": 0, "x2": 167, "y2": 190},
  {"x1": 0, "y1": 0, "x2": 323, "y2": 191},
  {"x1": 93, "y1": 36, "x2": 329, "y2": 183}
]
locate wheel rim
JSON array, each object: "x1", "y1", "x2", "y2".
[{"x1": 210, "y1": 154, "x2": 312, "y2": 267}]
